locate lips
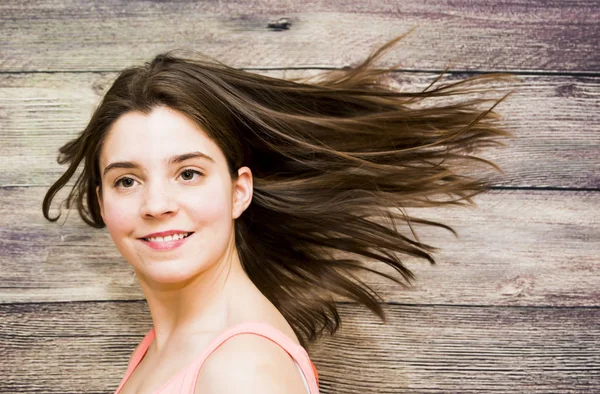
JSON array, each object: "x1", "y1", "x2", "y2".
[
  {"x1": 141, "y1": 232, "x2": 192, "y2": 242},
  {"x1": 139, "y1": 232, "x2": 194, "y2": 251}
]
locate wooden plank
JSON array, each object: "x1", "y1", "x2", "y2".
[
  {"x1": 0, "y1": 302, "x2": 597, "y2": 393},
  {"x1": 1, "y1": 186, "x2": 598, "y2": 307},
  {"x1": 0, "y1": 0, "x2": 598, "y2": 72},
  {"x1": 1, "y1": 72, "x2": 599, "y2": 188},
  {"x1": 1, "y1": 2, "x2": 597, "y2": 393}
]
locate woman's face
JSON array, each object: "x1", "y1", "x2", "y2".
[{"x1": 96, "y1": 106, "x2": 251, "y2": 284}]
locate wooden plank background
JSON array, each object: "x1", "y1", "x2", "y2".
[{"x1": 1, "y1": 0, "x2": 598, "y2": 392}]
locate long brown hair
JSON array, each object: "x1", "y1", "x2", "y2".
[{"x1": 42, "y1": 31, "x2": 520, "y2": 349}]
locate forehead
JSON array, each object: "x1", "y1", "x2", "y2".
[{"x1": 100, "y1": 106, "x2": 221, "y2": 166}]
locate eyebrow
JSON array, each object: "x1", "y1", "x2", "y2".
[{"x1": 102, "y1": 151, "x2": 215, "y2": 177}]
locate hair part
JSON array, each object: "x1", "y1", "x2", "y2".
[{"x1": 43, "y1": 31, "x2": 520, "y2": 348}]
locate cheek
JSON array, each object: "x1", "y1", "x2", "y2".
[
  {"x1": 187, "y1": 191, "x2": 230, "y2": 223},
  {"x1": 102, "y1": 200, "x2": 135, "y2": 235}
]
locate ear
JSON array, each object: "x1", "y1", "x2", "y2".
[
  {"x1": 96, "y1": 185, "x2": 105, "y2": 220},
  {"x1": 232, "y1": 166, "x2": 253, "y2": 220}
]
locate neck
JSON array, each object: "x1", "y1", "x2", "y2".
[{"x1": 135, "y1": 237, "x2": 259, "y2": 354}]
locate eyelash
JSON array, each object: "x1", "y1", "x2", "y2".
[{"x1": 113, "y1": 169, "x2": 203, "y2": 188}]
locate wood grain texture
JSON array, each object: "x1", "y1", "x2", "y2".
[
  {"x1": 1, "y1": 186, "x2": 598, "y2": 308},
  {"x1": 0, "y1": 0, "x2": 598, "y2": 72},
  {"x1": 1, "y1": 72, "x2": 599, "y2": 188},
  {"x1": 1, "y1": 0, "x2": 598, "y2": 392},
  {"x1": 0, "y1": 302, "x2": 598, "y2": 393}
]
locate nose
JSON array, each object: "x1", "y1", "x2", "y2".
[{"x1": 139, "y1": 180, "x2": 179, "y2": 218}]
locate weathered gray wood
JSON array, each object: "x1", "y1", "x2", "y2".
[
  {"x1": 1, "y1": 72, "x2": 599, "y2": 188},
  {"x1": 1, "y1": 302, "x2": 598, "y2": 393},
  {"x1": 1, "y1": 186, "x2": 598, "y2": 307},
  {"x1": 1, "y1": 0, "x2": 598, "y2": 393},
  {"x1": 0, "y1": 0, "x2": 598, "y2": 72}
]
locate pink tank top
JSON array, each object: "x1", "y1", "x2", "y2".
[{"x1": 113, "y1": 321, "x2": 320, "y2": 394}]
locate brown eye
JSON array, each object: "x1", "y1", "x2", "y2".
[
  {"x1": 180, "y1": 169, "x2": 201, "y2": 181},
  {"x1": 115, "y1": 177, "x2": 135, "y2": 188}
]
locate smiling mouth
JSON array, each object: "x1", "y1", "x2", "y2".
[{"x1": 141, "y1": 232, "x2": 194, "y2": 242}]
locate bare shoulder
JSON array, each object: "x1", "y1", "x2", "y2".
[{"x1": 195, "y1": 333, "x2": 309, "y2": 394}]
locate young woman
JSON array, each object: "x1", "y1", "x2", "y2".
[{"x1": 42, "y1": 31, "x2": 518, "y2": 393}]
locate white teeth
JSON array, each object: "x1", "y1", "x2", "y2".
[{"x1": 146, "y1": 233, "x2": 189, "y2": 242}]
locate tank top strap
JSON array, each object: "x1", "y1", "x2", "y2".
[
  {"x1": 113, "y1": 322, "x2": 320, "y2": 394},
  {"x1": 114, "y1": 327, "x2": 156, "y2": 394},
  {"x1": 187, "y1": 320, "x2": 320, "y2": 394}
]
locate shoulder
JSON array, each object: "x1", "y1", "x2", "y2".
[{"x1": 195, "y1": 333, "x2": 309, "y2": 394}]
